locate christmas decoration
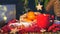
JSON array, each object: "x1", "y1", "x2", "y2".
[
  {"x1": 1, "y1": 19, "x2": 18, "y2": 33},
  {"x1": 1, "y1": 14, "x2": 59, "y2": 33},
  {"x1": 10, "y1": 27, "x2": 19, "y2": 34},
  {"x1": 36, "y1": 14, "x2": 50, "y2": 30},
  {"x1": 37, "y1": 14, "x2": 50, "y2": 32},
  {"x1": 48, "y1": 24, "x2": 60, "y2": 32},
  {"x1": 35, "y1": 0, "x2": 49, "y2": 9},
  {"x1": 36, "y1": 3, "x2": 43, "y2": 10},
  {"x1": 27, "y1": 11, "x2": 36, "y2": 21},
  {"x1": 20, "y1": 11, "x2": 37, "y2": 22}
]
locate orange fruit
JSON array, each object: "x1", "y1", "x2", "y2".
[{"x1": 27, "y1": 11, "x2": 36, "y2": 20}]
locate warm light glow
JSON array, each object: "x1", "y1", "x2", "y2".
[{"x1": 3, "y1": 16, "x2": 7, "y2": 21}]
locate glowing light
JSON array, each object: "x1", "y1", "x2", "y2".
[{"x1": 3, "y1": 16, "x2": 7, "y2": 21}]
